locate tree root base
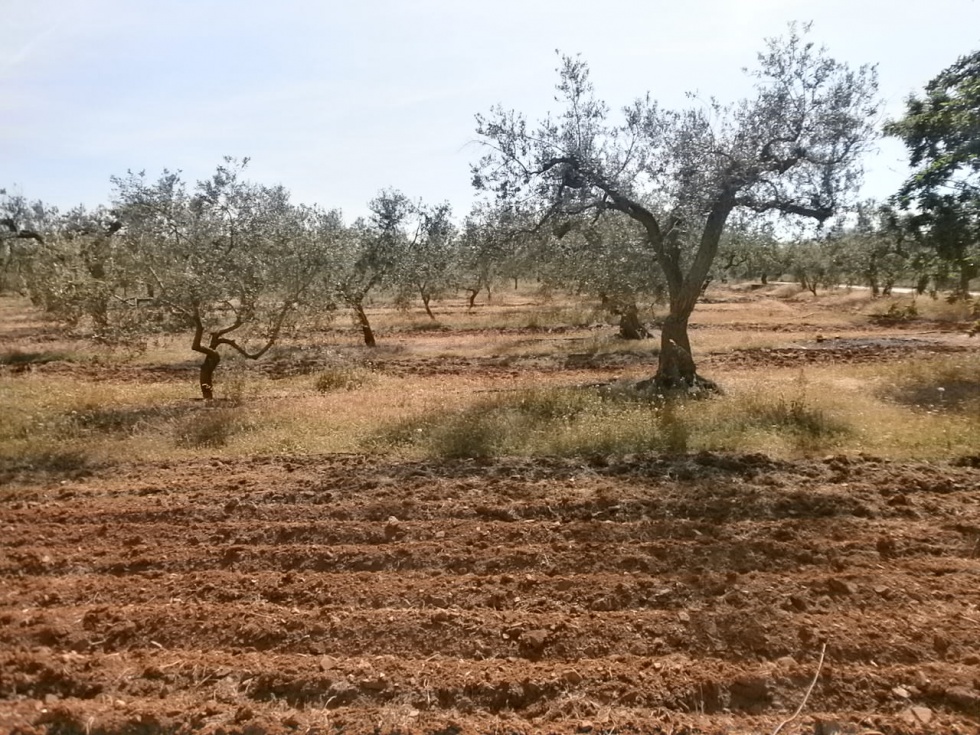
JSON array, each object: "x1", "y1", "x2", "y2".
[{"x1": 634, "y1": 372, "x2": 722, "y2": 397}]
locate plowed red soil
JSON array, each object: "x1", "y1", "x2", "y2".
[{"x1": 3, "y1": 453, "x2": 979, "y2": 734}]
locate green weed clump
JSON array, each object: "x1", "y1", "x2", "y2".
[
  {"x1": 872, "y1": 295, "x2": 978, "y2": 325},
  {"x1": 719, "y1": 393, "x2": 850, "y2": 450},
  {"x1": 0, "y1": 448, "x2": 94, "y2": 488},
  {"x1": 372, "y1": 386, "x2": 688, "y2": 459},
  {"x1": 313, "y1": 366, "x2": 375, "y2": 392},
  {"x1": 0, "y1": 349, "x2": 71, "y2": 366},
  {"x1": 878, "y1": 355, "x2": 980, "y2": 415},
  {"x1": 694, "y1": 372, "x2": 851, "y2": 453},
  {"x1": 173, "y1": 408, "x2": 246, "y2": 449},
  {"x1": 870, "y1": 301, "x2": 918, "y2": 324}
]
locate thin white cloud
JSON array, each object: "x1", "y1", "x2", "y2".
[{"x1": 0, "y1": 23, "x2": 61, "y2": 75}]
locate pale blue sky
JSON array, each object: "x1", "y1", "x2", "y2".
[{"x1": 4, "y1": 0, "x2": 979, "y2": 218}]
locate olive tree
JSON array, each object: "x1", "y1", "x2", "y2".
[
  {"x1": 712, "y1": 215, "x2": 787, "y2": 285},
  {"x1": 784, "y1": 235, "x2": 846, "y2": 296},
  {"x1": 886, "y1": 49, "x2": 979, "y2": 298},
  {"x1": 473, "y1": 26, "x2": 879, "y2": 389},
  {"x1": 456, "y1": 202, "x2": 534, "y2": 309},
  {"x1": 837, "y1": 202, "x2": 909, "y2": 296},
  {"x1": 391, "y1": 200, "x2": 457, "y2": 319},
  {"x1": 543, "y1": 213, "x2": 665, "y2": 338},
  {"x1": 330, "y1": 189, "x2": 412, "y2": 346},
  {"x1": 1, "y1": 190, "x2": 51, "y2": 293},
  {"x1": 2, "y1": 194, "x2": 148, "y2": 341},
  {"x1": 113, "y1": 159, "x2": 339, "y2": 399},
  {"x1": 18, "y1": 205, "x2": 143, "y2": 340}
]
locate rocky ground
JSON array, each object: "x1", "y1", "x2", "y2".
[{"x1": 2, "y1": 452, "x2": 979, "y2": 734}]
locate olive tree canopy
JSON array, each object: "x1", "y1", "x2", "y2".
[
  {"x1": 113, "y1": 159, "x2": 340, "y2": 400},
  {"x1": 885, "y1": 49, "x2": 980, "y2": 297},
  {"x1": 473, "y1": 25, "x2": 879, "y2": 389}
]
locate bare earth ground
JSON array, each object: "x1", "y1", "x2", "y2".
[{"x1": 2, "y1": 290, "x2": 980, "y2": 734}]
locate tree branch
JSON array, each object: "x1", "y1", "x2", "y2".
[
  {"x1": 190, "y1": 309, "x2": 216, "y2": 358},
  {"x1": 734, "y1": 196, "x2": 833, "y2": 222},
  {"x1": 216, "y1": 301, "x2": 295, "y2": 360}
]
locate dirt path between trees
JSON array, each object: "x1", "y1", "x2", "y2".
[{"x1": 2, "y1": 453, "x2": 979, "y2": 734}]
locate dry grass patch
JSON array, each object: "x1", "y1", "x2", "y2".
[
  {"x1": 369, "y1": 374, "x2": 854, "y2": 460},
  {"x1": 173, "y1": 406, "x2": 251, "y2": 449},
  {"x1": 0, "y1": 348, "x2": 73, "y2": 367},
  {"x1": 370, "y1": 385, "x2": 674, "y2": 458},
  {"x1": 2, "y1": 290, "x2": 977, "y2": 467},
  {"x1": 226, "y1": 372, "x2": 523, "y2": 455},
  {"x1": 693, "y1": 372, "x2": 853, "y2": 453},
  {"x1": 312, "y1": 365, "x2": 378, "y2": 392},
  {"x1": 864, "y1": 293, "x2": 979, "y2": 326},
  {"x1": 876, "y1": 354, "x2": 980, "y2": 415},
  {"x1": 368, "y1": 362, "x2": 979, "y2": 460},
  {"x1": 0, "y1": 376, "x2": 189, "y2": 481},
  {"x1": 717, "y1": 364, "x2": 980, "y2": 458}
]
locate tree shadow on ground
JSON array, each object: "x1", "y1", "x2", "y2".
[{"x1": 0, "y1": 449, "x2": 98, "y2": 489}]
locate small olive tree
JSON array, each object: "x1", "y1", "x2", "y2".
[
  {"x1": 329, "y1": 189, "x2": 413, "y2": 346},
  {"x1": 113, "y1": 159, "x2": 340, "y2": 399},
  {"x1": 19, "y1": 206, "x2": 147, "y2": 340},
  {"x1": 1, "y1": 189, "x2": 51, "y2": 294},
  {"x1": 541, "y1": 213, "x2": 665, "y2": 338},
  {"x1": 785, "y1": 236, "x2": 846, "y2": 296},
  {"x1": 456, "y1": 203, "x2": 533, "y2": 309},
  {"x1": 712, "y1": 215, "x2": 787, "y2": 285},
  {"x1": 391, "y1": 200, "x2": 458, "y2": 320},
  {"x1": 473, "y1": 25, "x2": 879, "y2": 389},
  {"x1": 836, "y1": 202, "x2": 909, "y2": 296}
]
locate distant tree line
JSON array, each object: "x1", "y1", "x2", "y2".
[
  {"x1": 0, "y1": 162, "x2": 543, "y2": 399},
  {"x1": 2, "y1": 31, "x2": 976, "y2": 397}
]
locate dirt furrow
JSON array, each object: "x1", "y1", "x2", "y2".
[{"x1": 2, "y1": 454, "x2": 979, "y2": 733}]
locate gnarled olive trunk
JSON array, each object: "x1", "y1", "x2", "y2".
[
  {"x1": 618, "y1": 303, "x2": 649, "y2": 340},
  {"x1": 192, "y1": 329, "x2": 222, "y2": 401},
  {"x1": 648, "y1": 299, "x2": 719, "y2": 393},
  {"x1": 188, "y1": 300, "x2": 295, "y2": 401},
  {"x1": 956, "y1": 262, "x2": 978, "y2": 300},
  {"x1": 421, "y1": 288, "x2": 435, "y2": 320},
  {"x1": 643, "y1": 200, "x2": 733, "y2": 392},
  {"x1": 655, "y1": 311, "x2": 697, "y2": 386},
  {"x1": 199, "y1": 349, "x2": 220, "y2": 401},
  {"x1": 353, "y1": 303, "x2": 376, "y2": 347}
]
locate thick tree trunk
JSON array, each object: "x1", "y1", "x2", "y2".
[
  {"x1": 957, "y1": 262, "x2": 977, "y2": 300},
  {"x1": 466, "y1": 288, "x2": 478, "y2": 310},
  {"x1": 633, "y1": 194, "x2": 731, "y2": 393},
  {"x1": 199, "y1": 351, "x2": 220, "y2": 401},
  {"x1": 421, "y1": 290, "x2": 435, "y2": 320},
  {"x1": 655, "y1": 312, "x2": 697, "y2": 385},
  {"x1": 191, "y1": 322, "x2": 222, "y2": 401},
  {"x1": 648, "y1": 294, "x2": 719, "y2": 393},
  {"x1": 91, "y1": 299, "x2": 110, "y2": 333},
  {"x1": 618, "y1": 303, "x2": 649, "y2": 340},
  {"x1": 354, "y1": 303, "x2": 376, "y2": 347}
]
